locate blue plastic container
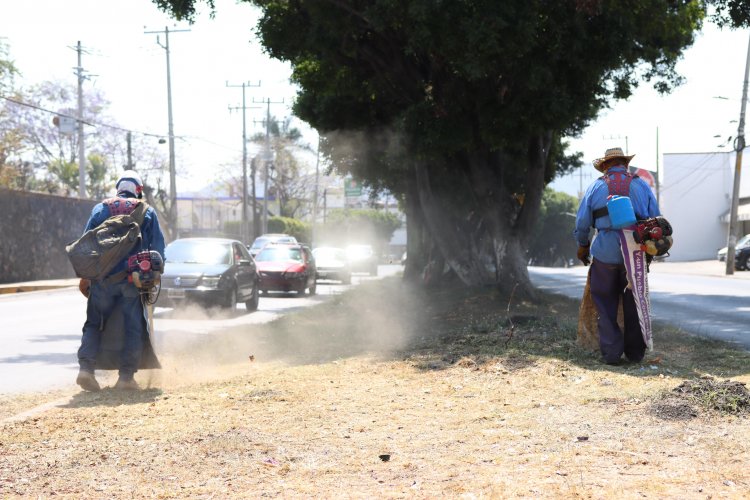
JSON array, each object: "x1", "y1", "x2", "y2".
[{"x1": 607, "y1": 195, "x2": 636, "y2": 229}]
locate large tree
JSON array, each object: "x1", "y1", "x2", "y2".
[
  {"x1": 156, "y1": 0, "x2": 747, "y2": 294},
  {"x1": 0, "y1": 40, "x2": 25, "y2": 188},
  {"x1": 250, "y1": 115, "x2": 315, "y2": 219}
]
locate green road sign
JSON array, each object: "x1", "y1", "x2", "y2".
[{"x1": 344, "y1": 179, "x2": 362, "y2": 197}]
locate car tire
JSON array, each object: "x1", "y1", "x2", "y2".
[
  {"x1": 224, "y1": 286, "x2": 237, "y2": 309},
  {"x1": 245, "y1": 283, "x2": 259, "y2": 311},
  {"x1": 736, "y1": 254, "x2": 749, "y2": 271}
]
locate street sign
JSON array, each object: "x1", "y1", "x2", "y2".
[
  {"x1": 344, "y1": 178, "x2": 362, "y2": 197},
  {"x1": 52, "y1": 114, "x2": 76, "y2": 135}
]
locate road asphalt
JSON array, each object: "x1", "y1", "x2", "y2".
[{"x1": 0, "y1": 259, "x2": 747, "y2": 295}]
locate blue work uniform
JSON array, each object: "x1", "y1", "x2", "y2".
[
  {"x1": 573, "y1": 165, "x2": 660, "y2": 363},
  {"x1": 78, "y1": 193, "x2": 166, "y2": 379}
]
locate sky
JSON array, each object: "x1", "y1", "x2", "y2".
[
  {"x1": 1, "y1": 1, "x2": 749, "y2": 197},
  {"x1": 0, "y1": 0, "x2": 303, "y2": 193}
]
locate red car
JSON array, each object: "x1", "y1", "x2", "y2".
[{"x1": 254, "y1": 243, "x2": 317, "y2": 296}]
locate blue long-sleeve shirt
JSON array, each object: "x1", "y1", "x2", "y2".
[
  {"x1": 574, "y1": 166, "x2": 660, "y2": 264},
  {"x1": 83, "y1": 195, "x2": 166, "y2": 278}
]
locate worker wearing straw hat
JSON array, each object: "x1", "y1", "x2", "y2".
[{"x1": 574, "y1": 147, "x2": 660, "y2": 365}]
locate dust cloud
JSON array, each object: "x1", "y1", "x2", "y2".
[{"x1": 145, "y1": 279, "x2": 426, "y2": 390}]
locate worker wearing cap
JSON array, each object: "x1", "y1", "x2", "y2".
[{"x1": 76, "y1": 170, "x2": 165, "y2": 391}]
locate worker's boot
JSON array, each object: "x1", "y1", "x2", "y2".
[
  {"x1": 114, "y1": 376, "x2": 140, "y2": 391},
  {"x1": 76, "y1": 370, "x2": 101, "y2": 392}
]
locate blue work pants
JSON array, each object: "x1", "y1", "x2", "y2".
[{"x1": 78, "y1": 280, "x2": 145, "y2": 379}]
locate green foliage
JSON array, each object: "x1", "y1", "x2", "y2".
[
  {"x1": 527, "y1": 188, "x2": 579, "y2": 267},
  {"x1": 223, "y1": 220, "x2": 242, "y2": 240},
  {"x1": 708, "y1": 0, "x2": 750, "y2": 27},
  {"x1": 46, "y1": 159, "x2": 79, "y2": 194},
  {"x1": 0, "y1": 40, "x2": 18, "y2": 92},
  {"x1": 87, "y1": 153, "x2": 114, "y2": 199},
  {"x1": 268, "y1": 216, "x2": 311, "y2": 243},
  {"x1": 249, "y1": 116, "x2": 315, "y2": 219},
  {"x1": 153, "y1": 0, "x2": 717, "y2": 285},
  {"x1": 250, "y1": 1, "x2": 703, "y2": 165},
  {"x1": 317, "y1": 208, "x2": 401, "y2": 248}
]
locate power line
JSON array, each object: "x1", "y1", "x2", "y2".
[
  {"x1": 227, "y1": 80, "x2": 262, "y2": 242},
  {"x1": 658, "y1": 152, "x2": 725, "y2": 193},
  {"x1": 252, "y1": 97, "x2": 285, "y2": 234},
  {"x1": 144, "y1": 25, "x2": 190, "y2": 238},
  {"x1": 1, "y1": 93, "x2": 163, "y2": 139},
  {"x1": 2, "y1": 93, "x2": 245, "y2": 156},
  {"x1": 73, "y1": 41, "x2": 87, "y2": 197}
]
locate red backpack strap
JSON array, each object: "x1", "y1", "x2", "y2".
[
  {"x1": 603, "y1": 171, "x2": 633, "y2": 196},
  {"x1": 103, "y1": 197, "x2": 141, "y2": 216}
]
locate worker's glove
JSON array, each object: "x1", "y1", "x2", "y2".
[
  {"x1": 577, "y1": 244, "x2": 591, "y2": 266},
  {"x1": 78, "y1": 278, "x2": 91, "y2": 298}
]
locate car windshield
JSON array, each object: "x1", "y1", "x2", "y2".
[
  {"x1": 250, "y1": 238, "x2": 271, "y2": 251},
  {"x1": 739, "y1": 235, "x2": 750, "y2": 248},
  {"x1": 165, "y1": 241, "x2": 231, "y2": 265},
  {"x1": 255, "y1": 246, "x2": 303, "y2": 263},
  {"x1": 313, "y1": 248, "x2": 346, "y2": 261},
  {"x1": 346, "y1": 245, "x2": 373, "y2": 259},
  {"x1": 251, "y1": 236, "x2": 295, "y2": 250}
]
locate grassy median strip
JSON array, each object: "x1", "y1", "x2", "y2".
[{"x1": 1, "y1": 276, "x2": 749, "y2": 497}]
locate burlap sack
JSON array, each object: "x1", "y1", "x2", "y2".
[{"x1": 577, "y1": 268, "x2": 624, "y2": 352}]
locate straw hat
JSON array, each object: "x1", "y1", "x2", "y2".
[{"x1": 592, "y1": 147, "x2": 635, "y2": 172}]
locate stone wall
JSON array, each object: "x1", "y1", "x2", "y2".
[{"x1": 0, "y1": 189, "x2": 95, "y2": 283}]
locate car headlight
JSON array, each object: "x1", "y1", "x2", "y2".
[{"x1": 201, "y1": 276, "x2": 221, "y2": 288}]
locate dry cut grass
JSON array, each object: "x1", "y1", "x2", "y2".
[{"x1": 1, "y1": 276, "x2": 749, "y2": 498}]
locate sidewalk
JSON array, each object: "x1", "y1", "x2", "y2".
[
  {"x1": 648, "y1": 259, "x2": 750, "y2": 279},
  {"x1": 0, "y1": 278, "x2": 79, "y2": 295}
]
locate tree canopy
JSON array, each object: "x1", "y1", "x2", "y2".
[{"x1": 155, "y1": 0, "x2": 747, "y2": 292}]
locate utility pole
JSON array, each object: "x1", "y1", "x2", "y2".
[
  {"x1": 227, "y1": 81, "x2": 261, "y2": 243},
  {"x1": 726, "y1": 32, "x2": 750, "y2": 275},
  {"x1": 250, "y1": 156, "x2": 260, "y2": 238},
  {"x1": 576, "y1": 165, "x2": 591, "y2": 200},
  {"x1": 74, "y1": 41, "x2": 87, "y2": 198},
  {"x1": 311, "y1": 134, "x2": 323, "y2": 247},
  {"x1": 126, "y1": 131, "x2": 133, "y2": 169},
  {"x1": 145, "y1": 26, "x2": 189, "y2": 238},
  {"x1": 655, "y1": 127, "x2": 660, "y2": 205},
  {"x1": 252, "y1": 97, "x2": 285, "y2": 234},
  {"x1": 604, "y1": 134, "x2": 629, "y2": 154}
]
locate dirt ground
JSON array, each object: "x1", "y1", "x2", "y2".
[{"x1": 1, "y1": 277, "x2": 749, "y2": 498}]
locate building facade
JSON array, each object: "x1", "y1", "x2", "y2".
[{"x1": 662, "y1": 151, "x2": 750, "y2": 261}]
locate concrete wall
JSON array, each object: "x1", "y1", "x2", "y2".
[
  {"x1": 0, "y1": 189, "x2": 94, "y2": 283},
  {"x1": 662, "y1": 152, "x2": 735, "y2": 261}
]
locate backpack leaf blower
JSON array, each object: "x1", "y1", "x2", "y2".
[{"x1": 633, "y1": 216, "x2": 673, "y2": 257}]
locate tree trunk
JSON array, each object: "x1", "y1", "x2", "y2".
[
  {"x1": 402, "y1": 169, "x2": 433, "y2": 283},
  {"x1": 412, "y1": 132, "x2": 553, "y2": 297}
]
